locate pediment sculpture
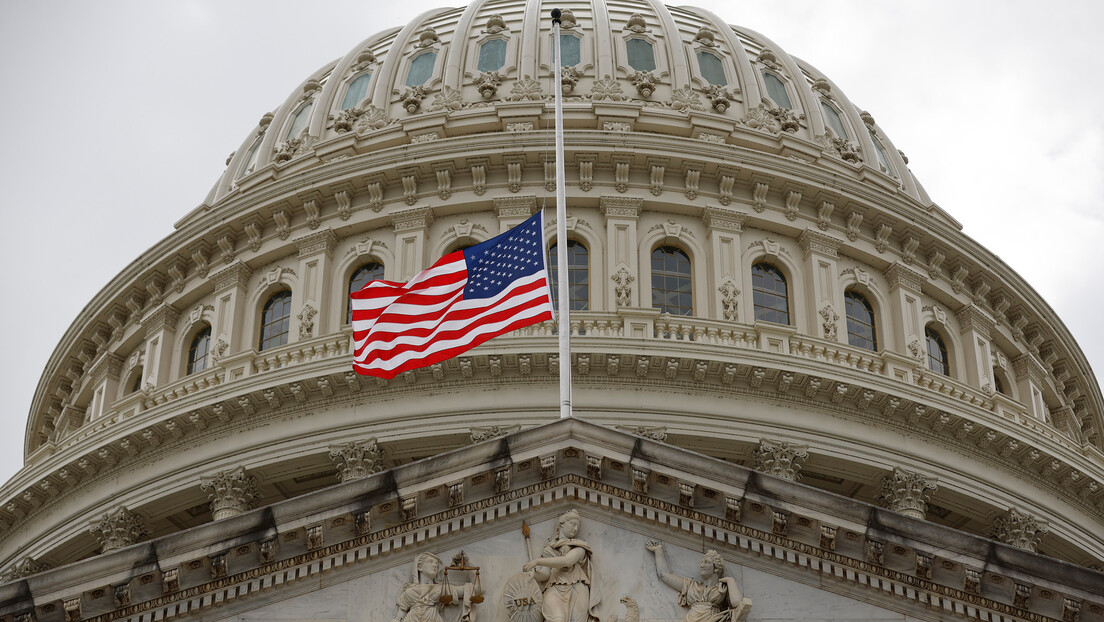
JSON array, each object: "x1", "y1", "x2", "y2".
[{"x1": 646, "y1": 541, "x2": 752, "y2": 622}]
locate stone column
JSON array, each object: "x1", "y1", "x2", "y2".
[
  {"x1": 209, "y1": 262, "x2": 253, "y2": 357},
  {"x1": 877, "y1": 468, "x2": 938, "y2": 519},
  {"x1": 702, "y1": 207, "x2": 746, "y2": 322},
  {"x1": 753, "y1": 439, "x2": 809, "y2": 481},
  {"x1": 329, "y1": 439, "x2": 384, "y2": 482},
  {"x1": 798, "y1": 230, "x2": 844, "y2": 341},
  {"x1": 140, "y1": 304, "x2": 180, "y2": 389},
  {"x1": 201, "y1": 466, "x2": 258, "y2": 520},
  {"x1": 391, "y1": 206, "x2": 434, "y2": 282},
  {"x1": 294, "y1": 229, "x2": 339, "y2": 340},
  {"x1": 89, "y1": 506, "x2": 147, "y2": 553},
  {"x1": 883, "y1": 262, "x2": 927, "y2": 363},
  {"x1": 600, "y1": 196, "x2": 642, "y2": 308},
  {"x1": 956, "y1": 305, "x2": 996, "y2": 392},
  {"x1": 494, "y1": 195, "x2": 536, "y2": 233},
  {"x1": 992, "y1": 507, "x2": 1048, "y2": 552}
]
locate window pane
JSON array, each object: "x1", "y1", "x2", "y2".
[
  {"x1": 697, "y1": 51, "x2": 726, "y2": 85},
  {"x1": 285, "y1": 102, "x2": 313, "y2": 139},
  {"x1": 260, "y1": 291, "x2": 293, "y2": 351},
  {"x1": 651, "y1": 246, "x2": 692, "y2": 316},
  {"x1": 238, "y1": 139, "x2": 261, "y2": 179},
  {"x1": 762, "y1": 72, "x2": 792, "y2": 109},
  {"x1": 406, "y1": 52, "x2": 436, "y2": 87},
  {"x1": 871, "y1": 134, "x2": 892, "y2": 174},
  {"x1": 341, "y1": 73, "x2": 372, "y2": 110},
  {"x1": 549, "y1": 241, "x2": 589, "y2": 311},
  {"x1": 821, "y1": 101, "x2": 848, "y2": 139},
  {"x1": 559, "y1": 35, "x2": 580, "y2": 67},
  {"x1": 925, "y1": 326, "x2": 950, "y2": 376},
  {"x1": 478, "y1": 39, "x2": 507, "y2": 72},
  {"x1": 844, "y1": 291, "x2": 877, "y2": 351},
  {"x1": 752, "y1": 263, "x2": 789, "y2": 325},
  {"x1": 348, "y1": 263, "x2": 385, "y2": 323},
  {"x1": 187, "y1": 325, "x2": 212, "y2": 375},
  {"x1": 626, "y1": 39, "x2": 656, "y2": 72}
]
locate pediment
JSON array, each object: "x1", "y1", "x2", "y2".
[{"x1": 2, "y1": 419, "x2": 1101, "y2": 622}]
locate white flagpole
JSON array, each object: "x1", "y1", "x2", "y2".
[{"x1": 551, "y1": 9, "x2": 572, "y2": 419}]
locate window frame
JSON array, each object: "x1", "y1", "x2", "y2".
[
  {"x1": 347, "y1": 262, "x2": 385, "y2": 324},
  {"x1": 924, "y1": 325, "x2": 950, "y2": 376},
  {"x1": 186, "y1": 324, "x2": 212, "y2": 375},
  {"x1": 761, "y1": 71, "x2": 793, "y2": 109},
  {"x1": 751, "y1": 262, "x2": 790, "y2": 325},
  {"x1": 549, "y1": 240, "x2": 590, "y2": 311},
  {"x1": 650, "y1": 245, "x2": 693, "y2": 316},
  {"x1": 259, "y1": 290, "x2": 293, "y2": 352},
  {"x1": 340, "y1": 72, "x2": 374, "y2": 110},
  {"x1": 284, "y1": 101, "x2": 314, "y2": 140},
  {"x1": 843, "y1": 290, "x2": 878, "y2": 352}
]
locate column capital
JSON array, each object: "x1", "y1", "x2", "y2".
[
  {"x1": 329, "y1": 439, "x2": 385, "y2": 482},
  {"x1": 884, "y1": 262, "x2": 926, "y2": 293},
  {"x1": 701, "y1": 207, "x2": 746, "y2": 233},
  {"x1": 877, "y1": 468, "x2": 938, "y2": 519},
  {"x1": 797, "y1": 228, "x2": 841, "y2": 258},
  {"x1": 89, "y1": 506, "x2": 147, "y2": 553},
  {"x1": 201, "y1": 466, "x2": 258, "y2": 520},
  {"x1": 992, "y1": 507, "x2": 1048, "y2": 552},
  {"x1": 753, "y1": 438, "x2": 809, "y2": 481},
  {"x1": 599, "y1": 195, "x2": 643, "y2": 219}
]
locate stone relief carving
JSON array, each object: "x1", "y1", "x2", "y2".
[
  {"x1": 753, "y1": 439, "x2": 808, "y2": 481},
  {"x1": 560, "y1": 66, "x2": 582, "y2": 95},
  {"x1": 611, "y1": 266, "x2": 635, "y2": 307},
  {"x1": 298, "y1": 303, "x2": 317, "y2": 339},
  {"x1": 877, "y1": 468, "x2": 937, "y2": 519},
  {"x1": 329, "y1": 439, "x2": 384, "y2": 481},
  {"x1": 390, "y1": 552, "x2": 478, "y2": 622},
  {"x1": 476, "y1": 72, "x2": 504, "y2": 99},
  {"x1": 273, "y1": 135, "x2": 316, "y2": 163},
  {"x1": 89, "y1": 506, "x2": 147, "y2": 553},
  {"x1": 431, "y1": 86, "x2": 465, "y2": 112},
  {"x1": 645, "y1": 541, "x2": 752, "y2": 622},
  {"x1": 590, "y1": 76, "x2": 627, "y2": 101},
  {"x1": 818, "y1": 135, "x2": 863, "y2": 163},
  {"x1": 607, "y1": 596, "x2": 640, "y2": 622},
  {"x1": 992, "y1": 508, "x2": 1048, "y2": 552},
  {"x1": 507, "y1": 77, "x2": 547, "y2": 101},
  {"x1": 0, "y1": 557, "x2": 50, "y2": 582},
  {"x1": 630, "y1": 71, "x2": 657, "y2": 98},
  {"x1": 718, "y1": 281, "x2": 740, "y2": 322},
  {"x1": 470, "y1": 424, "x2": 522, "y2": 443},
  {"x1": 200, "y1": 466, "x2": 258, "y2": 521},
  {"x1": 615, "y1": 425, "x2": 668, "y2": 442},
  {"x1": 819, "y1": 304, "x2": 839, "y2": 339},
  {"x1": 521, "y1": 509, "x2": 600, "y2": 622},
  {"x1": 667, "y1": 87, "x2": 705, "y2": 112},
  {"x1": 702, "y1": 85, "x2": 740, "y2": 113},
  {"x1": 741, "y1": 102, "x2": 801, "y2": 134},
  {"x1": 400, "y1": 86, "x2": 429, "y2": 114}
]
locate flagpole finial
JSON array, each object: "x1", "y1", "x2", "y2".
[{"x1": 551, "y1": 8, "x2": 562, "y2": 24}]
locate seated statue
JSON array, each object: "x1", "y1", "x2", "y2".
[{"x1": 645, "y1": 541, "x2": 751, "y2": 622}]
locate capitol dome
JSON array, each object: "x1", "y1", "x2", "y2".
[{"x1": 2, "y1": 0, "x2": 1103, "y2": 617}]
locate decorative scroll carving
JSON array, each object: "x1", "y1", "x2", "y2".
[
  {"x1": 477, "y1": 71, "x2": 504, "y2": 99},
  {"x1": 590, "y1": 75, "x2": 627, "y2": 101},
  {"x1": 819, "y1": 304, "x2": 839, "y2": 339},
  {"x1": 718, "y1": 281, "x2": 740, "y2": 321},
  {"x1": 667, "y1": 87, "x2": 705, "y2": 112},
  {"x1": 630, "y1": 71, "x2": 657, "y2": 98},
  {"x1": 507, "y1": 76, "x2": 547, "y2": 101},
  {"x1": 992, "y1": 508, "x2": 1048, "y2": 552},
  {"x1": 645, "y1": 541, "x2": 752, "y2": 622},
  {"x1": 611, "y1": 266, "x2": 634, "y2": 307},
  {"x1": 297, "y1": 303, "x2": 317, "y2": 338},
  {"x1": 90, "y1": 506, "x2": 147, "y2": 553},
  {"x1": 741, "y1": 102, "x2": 800, "y2": 134},
  {"x1": 878, "y1": 468, "x2": 937, "y2": 519},
  {"x1": 329, "y1": 439, "x2": 384, "y2": 482},
  {"x1": 201, "y1": 466, "x2": 258, "y2": 520},
  {"x1": 400, "y1": 86, "x2": 428, "y2": 114},
  {"x1": 753, "y1": 439, "x2": 808, "y2": 481}
]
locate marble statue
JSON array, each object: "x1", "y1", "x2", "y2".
[
  {"x1": 645, "y1": 541, "x2": 751, "y2": 622},
  {"x1": 392, "y1": 552, "x2": 476, "y2": 622},
  {"x1": 521, "y1": 509, "x2": 601, "y2": 622}
]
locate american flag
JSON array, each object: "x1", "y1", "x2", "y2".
[{"x1": 351, "y1": 211, "x2": 553, "y2": 378}]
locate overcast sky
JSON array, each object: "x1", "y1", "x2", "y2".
[{"x1": 1, "y1": 1, "x2": 1101, "y2": 485}]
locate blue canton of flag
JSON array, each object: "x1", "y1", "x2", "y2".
[{"x1": 463, "y1": 215, "x2": 546, "y2": 299}]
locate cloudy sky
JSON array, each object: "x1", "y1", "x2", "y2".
[{"x1": 0, "y1": 1, "x2": 1101, "y2": 484}]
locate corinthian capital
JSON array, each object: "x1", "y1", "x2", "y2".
[
  {"x1": 877, "y1": 468, "x2": 938, "y2": 519},
  {"x1": 992, "y1": 507, "x2": 1048, "y2": 552},
  {"x1": 89, "y1": 506, "x2": 147, "y2": 553},
  {"x1": 329, "y1": 439, "x2": 384, "y2": 482},
  {"x1": 753, "y1": 439, "x2": 809, "y2": 481},
  {"x1": 200, "y1": 466, "x2": 258, "y2": 520}
]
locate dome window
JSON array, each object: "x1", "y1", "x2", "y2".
[
  {"x1": 626, "y1": 38, "x2": 656, "y2": 72},
  {"x1": 549, "y1": 241, "x2": 589, "y2": 311},
  {"x1": 820, "y1": 101, "x2": 849, "y2": 139},
  {"x1": 651, "y1": 246, "x2": 692, "y2": 316},
  {"x1": 406, "y1": 52, "x2": 437, "y2": 87},
  {"x1": 751, "y1": 263, "x2": 789, "y2": 325},
  {"x1": 237, "y1": 138, "x2": 262, "y2": 179},
  {"x1": 871, "y1": 134, "x2": 893, "y2": 174},
  {"x1": 285, "y1": 102, "x2": 313, "y2": 140},
  {"x1": 558, "y1": 34, "x2": 581, "y2": 67},
  {"x1": 341, "y1": 73, "x2": 373, "y2": 110},
  {"x1": 478, "y1": 39, "x2": 508, "y2": 72},
  {"x1": 187, "y1": 325, "x2": 212, "y2": 375},
  {"x1": 844, "y1": 291, "x2": 877, "y2": 351},
  {"x1": 347, "y1": 262, "x2": 385, "y2": 324},
  {"x1": 762, "y1": 72, "x2": 792, "y2": 109},
  {"x1": 259, "y1": 290, "x2": 293, "y2": 351},
  {"x1": 925, "y1": 326, "x2": 950, "y2": 376},
  {"x1": 697, "y1": 51, "x2": 726, "y2": 85}
]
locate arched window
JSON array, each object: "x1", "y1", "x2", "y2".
[
  {"x1": 925, "y1": 326, "x2": 950, "y2": 376},
  {"x1": 697, "y1": 51, "x2": 726, "y2": 85},
  {"x1": 406, "y1": 52, "x2": 436, "y2": 86},
  {"x1": 341, "y1": 73, "x2": 372, "y2": 110},
  {"x1": 820, "y1": 100, "x2": 849, "y2": 139},
  {"x1": 844, "y1": 291, "x2": 877, "y2": 351},
  {"x1": 478, "y1": 39, "x2": 507, "y2": 72},
  {"x1": 127, "y1": 369, "x2": 143, "y2": 395},
  {"x1": 237, "y1": 138, "x2": 262, "y2": 179},
  {"x1": 549, "y1": 241, "x2": 589, "y2": 311},
  {"x1": 285, "y1": 102, "x2": 313, "y2": 140},
  {"x1": 348, "y1": 262, "x2": 385, "y2": 323},
  {"x1": 626, "y1": 39, "x2": 656, "y2": 72},
  {"x1": 559, "y1": 34, "x2": 581, "y2": 66},
  {"x1": 762, "y1": 72, "x2": 792, "y2": 109},
  {"x1": 993, "y1": 370, "x2": 1008, "y2": 396},
  {"x1": 870, "y1": 134, "x2": 893, "y2": 174},
  {"x1": 259, "y1": 291, "x2": 293, "y2": 351},
  {"x1": 187, "y1": 325, "x2": 212, "y2": 375},
  {"x1": 751, "y1": 263, "x2": 789, "y2": 325},
  {"x1": 651, "y1": 246, "x2": 692, "y2": 316}
]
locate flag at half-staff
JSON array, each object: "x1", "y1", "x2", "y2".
[{"x1": 350, "y1": 211, "x2": 553, "y2": 379}]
